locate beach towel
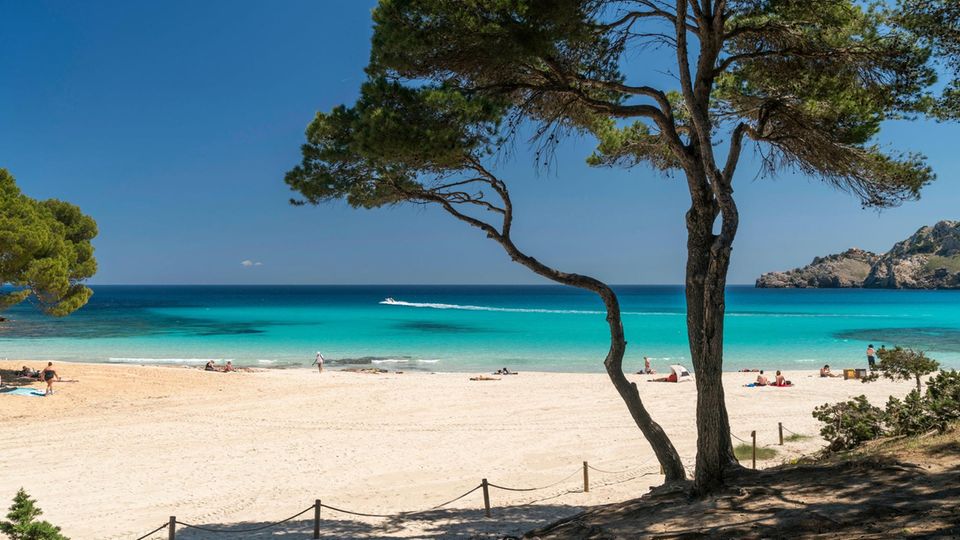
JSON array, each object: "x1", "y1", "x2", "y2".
[{"x1": 0, "y1": 387, "x2": 46, "y2": 397}]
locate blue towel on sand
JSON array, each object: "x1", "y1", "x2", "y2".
[{"x1": 0, "y1": 387, "x2": 46, "y2": 397}]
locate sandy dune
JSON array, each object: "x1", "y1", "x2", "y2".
[{"x1": 0, "y1": 362, "x2": 916, "y2": 539}]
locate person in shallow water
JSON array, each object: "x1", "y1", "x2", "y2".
[{"x1": 867, "y1": 344, "x2": 877, "y2": 370}]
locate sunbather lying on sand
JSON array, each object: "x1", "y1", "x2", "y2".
[{"x1": 470, "y1": 375, "x2": 500, "y2": 381}]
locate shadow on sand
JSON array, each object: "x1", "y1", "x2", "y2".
[{"x1": 166, "y1": 502, "x2": 581, "y2": 539}]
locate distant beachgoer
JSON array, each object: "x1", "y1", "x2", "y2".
[
  {"x1": 204, "y1": 360, "x2": 218, "y2": 372},
  {"x1": 644, "y1": 357, "x2": 655, "y2": 375},
  {"x1": 867, "y1": 344, "x2": 876, "y2": 370},
  {"x1": 773, "y1": 370, "x2": 791, "y2": 387},
  {"x1": 19, "y1": 366, "x2": 38, "y2": 378},
  {"x1": 42, "y1": 362, "x2": 60, "y2": 395},
  {"x1": 313, "y1": 352, "x2": 325, "y2": 374},
  {"x1": 224, "y1": 361, "x2": 235, "y2": 372},
  {"x1": 755, "y1": 370, "x2": 769, "y2": 386},
  {"x1": 820, "y1": 364, "x2": 839, "y2": 378}
]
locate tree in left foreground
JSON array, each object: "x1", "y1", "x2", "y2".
[
  {"x1": 0, "y1": 168, "x2": 98, "y2": 317},
  {"x1": 0, "y1": 489, "x2": 68, "y2": 540}
]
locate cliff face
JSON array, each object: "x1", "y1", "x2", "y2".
[
  {"x1": 756, "y1": 221, "x2": 960, "y2": 289},
  {"x1": 863, "y1": 221, "x2": 960, "y2": 289},
  {"x1": 756, "y1": 248, "x2": 879, "y2": 288}
]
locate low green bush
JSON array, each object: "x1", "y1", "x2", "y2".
[
  {"x1": 813, "y1": 395, "x2": 886, "y2": 451},
  {"x1": 814, "y1": 370, "x2": 960, "y2": 451}
]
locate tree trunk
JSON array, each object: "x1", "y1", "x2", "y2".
[
  {"x1": 594, "y1": 286, "x2": 687, "y2": 481},
  {"x1": 685, "y1": 205, "x2": 741, "y2": 495},
  {"x1": 500, "y1": 242, "x2": 687, "y2": 482}
]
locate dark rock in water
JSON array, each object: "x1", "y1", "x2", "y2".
[{"x1": 757, "y1": 220, "x2": 960, "y2": 289}]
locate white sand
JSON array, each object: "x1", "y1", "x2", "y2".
[{"x1": 0, "y1": 362, "x2": 916, "y2": 539}]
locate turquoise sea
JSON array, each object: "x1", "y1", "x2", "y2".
[{"x1": 1, "y1": 285, "x2": 959, "y2": 372}]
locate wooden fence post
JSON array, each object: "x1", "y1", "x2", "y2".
[
  {"x1": 314, "y1": 499, "x2": 321, "y2": 539},
  {"x1": 583, "y1": 461, "x2": 589, "y2": 493},
  {"x1": 751, "y1": 430, "x2": 757, "y2": 470},
  {"x1": 779, "y1": 422, "x2": 784, "y2": 445},
  {"x1": 168, "y1": 516, "x2": 176, "y2": 540},
  {"x1": 481, "y1": 478, "x2": 491, "y2": 518}
]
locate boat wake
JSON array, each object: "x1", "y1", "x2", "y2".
[{"x1": 378, "y1": 299, "x2": 679, "y2": 316}]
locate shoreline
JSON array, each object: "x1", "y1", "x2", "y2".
[{"x1": 3, "y1": 357, "x2": 881, "y2": 376}]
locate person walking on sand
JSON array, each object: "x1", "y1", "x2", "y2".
[
  {"x1": 313, "y1": 351, "x2": 324, "y2": 374},
  {"x1": 866, "y1": 344, "x2": 876, "y2": 370},
  {"x1": 41, "y1": 362, "x2": 60, "y2": 395}
]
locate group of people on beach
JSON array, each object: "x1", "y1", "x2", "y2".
[
  {"x1": 6, "y1": 362, "x2": 62, "y2": 395},
  {"x1": 204, "y1": 360, "x2": 235, "y2": 372},
  {"x1": 751, "y1": 370, "x2": 791, "y2": 387}
]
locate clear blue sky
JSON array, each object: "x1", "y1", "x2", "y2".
[{"x1": 2, "y1": 0, "x2": 957, "y2": 285}]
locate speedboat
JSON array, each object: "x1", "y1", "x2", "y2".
[{"x1": 382, "y1": 297, "x2": 398, "y2": 304}]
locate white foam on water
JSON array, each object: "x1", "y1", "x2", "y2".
[
  {"x1": 379, "y1": 299, "x2": 678, "y2": 316},
  {"x1": 370, "y1": 358, "x2": 441, "y2": 364},
  {"x1": 107, "y1": 357, "x2": 230, "y2": 365}
]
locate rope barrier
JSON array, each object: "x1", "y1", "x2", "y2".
[
  {"x1": 134, "y1": 522, "x2": 168, "y2": 540},
  {"x1": 586, "y1": 464, "x2": 636, "y2": 475},
  {"x1": 133, "y1": 436, "x2": 802, "y2": 536},
  {"x1": 781, "y1": 424, "x2": 800, "y2": 436},
  {"x1": 175, "y1": 505, "x2": 314, "y2": 534},
  {"x1": 420, "y1": 483, "x2": 484, "y2": 512},
  {"x1": 486, "y1": 466, "x2": 585, "y2": 492},
  {"x1": 318, "y1": 502, "x2": 397, "y2": 519},
  {"x1": 317, "y1": 483, "x2": 486, "y2": 519}
]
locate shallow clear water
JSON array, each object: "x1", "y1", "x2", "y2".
[{"x1": 1, "y1": 285, "x2": 958, "y2": 372}]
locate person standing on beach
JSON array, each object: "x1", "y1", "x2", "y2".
[
  {"x1": 313, "y1": 352, "x2": 324, "y2": 374},
  {"x1": 42, "y1": 362, "x2": 60, "y2": 395},
  {"x1": 866, "y1": 344, "x2": 876, "y2": 370}
]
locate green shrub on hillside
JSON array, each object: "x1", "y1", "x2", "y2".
[
  {"x1": 885, "y1": 390, "x2": 937, "y2": 436},
  {"x1": 926, "y1": 370, "x2": 960, "y2": 431},
  {"x1": 815, "y1": 370, "x2": 960, "y2": 451},
  {"x1": 813, "y1": 395, "x2": 886, "y2": 451}
]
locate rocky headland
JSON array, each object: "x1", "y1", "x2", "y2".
[{"x1": 756, "y1": 220, "x2": 960, "y2": 289}]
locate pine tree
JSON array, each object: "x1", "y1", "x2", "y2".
[{"x1": 0, "y1": 489, "x2": 68, "y2": 540}]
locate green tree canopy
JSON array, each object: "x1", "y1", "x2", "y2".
[
  {"x1": 0, "y1": 169, "x2": 97, "y2": 317},
  {"x1": 895, "y1": 0, "x2": 960, "y2": 118}
]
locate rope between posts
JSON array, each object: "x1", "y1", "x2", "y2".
[
  {"x1": 134, "y1": 523, "x2": 168, "y2": 540},
  {"x1": 586, "y1": 464, "x2": 635, "y2": 475},
  {"x1": 318, "y1": 503, "x2": 396, "y2": 519},
  {"x1": 730, "y1": 431, "x2": 749, "y2": 444},
  {"x1": 175, "y1": 505, "x2": 314, "y2": 533},
  {"x1": 318, "y1": 483, "x2": 485, "y2": 519},
  {"x1": 487, "y1": 466, "x2": 584, "y2": 492},
  {"x1": 782, "y1": 424, "x2": 800, "y2": 436},
  {"x1": 421, "y1": 483, "x2": 484, "y2": 511}
]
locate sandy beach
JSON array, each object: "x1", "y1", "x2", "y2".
[{"x1": 0, "y1": 361, "x2": 917, "y2": 539}]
